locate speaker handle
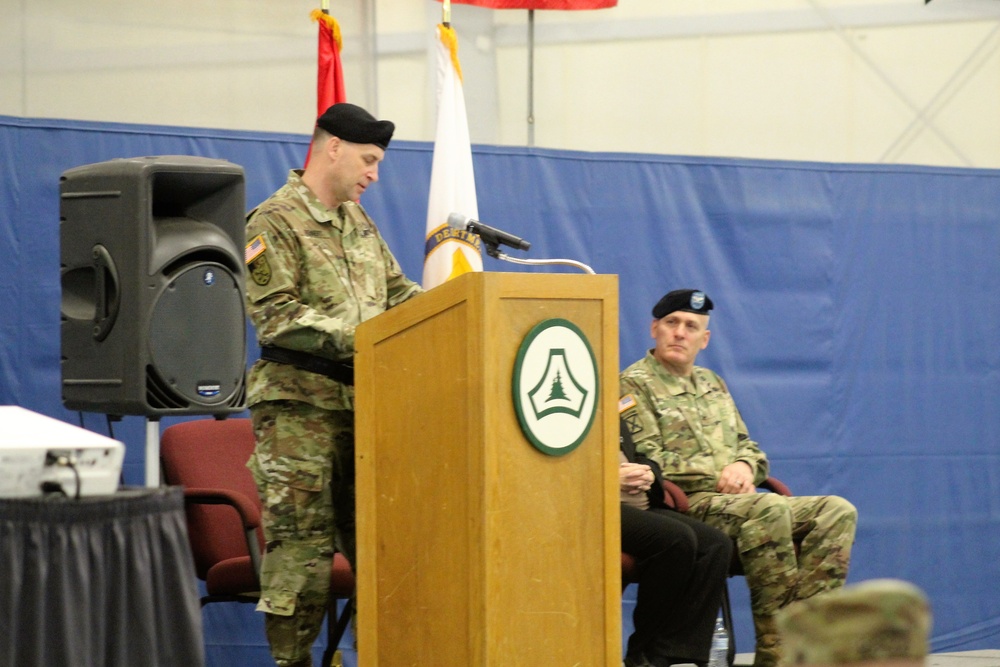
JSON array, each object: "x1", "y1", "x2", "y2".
[{"x1": 92, "y1": 245, "x2": 120, "y2": 342}]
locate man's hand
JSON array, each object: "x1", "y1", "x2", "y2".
[
  {"x1": 619, "y1": 462, "x2": 654, "y2": 495},
  {"x1": 716, "y1": 461, "x2": 755, "y2": 494}
]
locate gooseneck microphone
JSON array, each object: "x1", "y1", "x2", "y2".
[
  {"x1": 447, "y1": 213, "x2": 531, "y2": 253},
  {"x1": 447, "y1": 211, "x2": 593, "y2": 274}
]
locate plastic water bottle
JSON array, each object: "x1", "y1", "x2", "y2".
[{"x1": 707, "y1": 615, "x2": 729, "y2": 667}]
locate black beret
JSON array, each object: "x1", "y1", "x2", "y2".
[
  {"x1": 652, "y1": 289, "x2": 714, "y2": 319},
  {"x1": 316, "y1": 103, "x2": 395, "y2": 150}
]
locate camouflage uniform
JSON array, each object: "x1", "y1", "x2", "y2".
[
  {"x1": 777, "y1": 579, "x2": 931, "y2": 666},
  {"x1": 620, "y1": 352, "x2": 858, "y2": 667},
  {"x1": 245, "y1": 169, "x2": 422, "y2": 666}
]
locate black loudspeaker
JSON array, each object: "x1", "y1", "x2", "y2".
[{"x1": 60, "y1": 155, "x2": 247, "y2": 417}]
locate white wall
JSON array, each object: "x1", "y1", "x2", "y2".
[{"x1": 2, "y1": 0, "x2": 999, "y2": 168}]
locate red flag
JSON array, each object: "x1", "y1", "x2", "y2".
[
  {"x1": 307, "y1": 9, "x2": 347, "y2": 168},
  {"x1": 445, "y1": 0, "x2": 616, "y2": 8},
  {"x1": 311, "y1": 9, "x2": 347, "y2": 115}
]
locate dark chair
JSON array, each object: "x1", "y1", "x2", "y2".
[{"x1": 160, "y1": 418, "x2": 355, "y2": 666}]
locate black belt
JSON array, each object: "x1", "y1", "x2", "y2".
[{"x1": 259, "y1": 346, "x2": 354, "y2": 386}]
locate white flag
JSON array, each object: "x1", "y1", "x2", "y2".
[{"x1": 422, "y1": 24, "x2": 483, "y2": 290}]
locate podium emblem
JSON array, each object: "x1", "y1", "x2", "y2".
[{"x1": 512, "y1": 318, "x2": 598, "y2": 456}]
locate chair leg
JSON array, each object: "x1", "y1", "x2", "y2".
[
  {"x1": 331, "y1": 598, "x2": 353, "y2": 650},
  {"x1": 321, "y1": 597, "x2": 353, "y2": 667},
  {"x1": 721, "y1": 581, "x2": 736, "y2": 667}
]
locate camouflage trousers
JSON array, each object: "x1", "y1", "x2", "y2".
[
  {"x1": 248, "y1": 400, "x2": 356, "y2": 667},
  {"x1": 687, "y1": 492, "x2": 857, "y2": 665}
]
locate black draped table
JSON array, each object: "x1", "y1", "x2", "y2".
[{"x1": 0, "y1": 486, "x2": 204, "y2": 666}]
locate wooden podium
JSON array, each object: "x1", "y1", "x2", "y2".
[{"x1": 355, "y1": 271, "x2": 620, "y2": 666}]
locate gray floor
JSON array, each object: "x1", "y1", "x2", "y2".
[
  {"x1": 732, "y1": 650, "x2": 1000, "y2": 666},
  {"x1": 928, "y1": 653, "x2": 1000, "y2": 667}
]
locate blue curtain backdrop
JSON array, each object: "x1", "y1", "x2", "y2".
[{"x1": 2, "y1": 114, "x2": 999, "y2": 662}]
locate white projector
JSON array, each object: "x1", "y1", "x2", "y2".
[{"x1": 0, "y1": 406, "x2": 125, "y2": 498}]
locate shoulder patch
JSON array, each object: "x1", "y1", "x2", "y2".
[
  {"x1": 249, "y1": 255, "x2": 271, "y2": 286},
  {"x1": 623, "y1": 412, "x2": 644, "y2": 436},
  {"x1": 245, "y1": 234, "x2": 267, "y2": 265}
]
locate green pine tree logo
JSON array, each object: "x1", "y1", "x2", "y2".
[
  {"x1": 512, "y1": 318, "x2": 599, "y2": 456},
  {"x1": 547, "y1": 371, "x2": 568, "y2": 402}
]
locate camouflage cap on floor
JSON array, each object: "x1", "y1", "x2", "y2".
[{"x1": 777, "y1": 579, "x2": 931, "y2": 665}]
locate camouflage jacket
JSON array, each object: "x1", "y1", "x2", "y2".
[
  {"x1": 619, "y1": 351, "x2": 769, "y2": 493},
  {"x1": 244, "y1": 170, "x2": 422, "y2": 411}
]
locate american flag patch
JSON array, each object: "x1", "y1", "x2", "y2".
[
  {"x1": 245, "y1": 234, "x2": 266, "y2": 264},
  {"x1": 618, "y1": 394, "x2": 637, "y2": 413}
]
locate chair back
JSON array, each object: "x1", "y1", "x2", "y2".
[{"x1": 161, "y1": 418, "x2": 261, "y2": 580}]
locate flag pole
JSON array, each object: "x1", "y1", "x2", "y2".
[
  {"x1": 442, "y1": 0, "x2": 451, "y2": 27},
  {"x1": 527, "y1": 9, "x2": 535, "y2": 147},
  {"x1": 322, "y1": 0, "x2": 329, "y2": 14}
]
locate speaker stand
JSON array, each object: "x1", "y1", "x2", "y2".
[{"x1": 145, "y1": 418, "x2": 161, "y2": 487}]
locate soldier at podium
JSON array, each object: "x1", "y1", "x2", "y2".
[
  {"x1": 243, "y1": 103, "x2": 423, "y2": 667},
  {"x1": 620, "y1": 418, "x2": 733, "y2": 667}
]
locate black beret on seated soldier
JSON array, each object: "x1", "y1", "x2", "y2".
[{"x1": 651, "y1": 289, "x2": 714, "y2": 319}]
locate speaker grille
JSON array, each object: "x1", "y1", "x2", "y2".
[
  {"x1": 148, "y1": 261, "x2": 246, "y2": 411},
  {"x1": 146, "y1": 364, "x2": 190, "y2": 410}
]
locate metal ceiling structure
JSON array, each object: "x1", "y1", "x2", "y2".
[{"x1": 3, "y1": 1, "x2": 1000, "y2": 166}]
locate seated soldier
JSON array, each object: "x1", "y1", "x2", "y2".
[{"x1": 619, "y1": 288, "x2": 859, "y2": 667}]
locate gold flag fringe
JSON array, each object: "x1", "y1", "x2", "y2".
[
  {"x1": 437, "y1": 24, "x2": 463, "y2": 83},
  {"x1": 311, "y1": 9, "x2": 343, "y2": 52}
]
